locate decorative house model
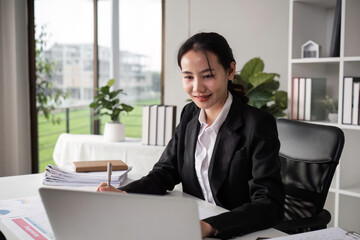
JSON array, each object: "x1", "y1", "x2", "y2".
[{"x1": 301, "y1": 40, "x2": 320, "y2": 58}]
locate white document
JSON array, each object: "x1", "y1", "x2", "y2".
[
  {"x1": 0, "y1": 196, "x2": 45, "y2": 220},
  {"x1": 270, "y1": 227, "x2": 359, "y2": 240},
  {"x1": 0, "y1": 197, "x2": 54, "y2": 240},
  {"x1": 2, "y1": 213, "x2": 54, "y2": 240}
]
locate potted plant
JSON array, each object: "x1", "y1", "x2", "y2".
[
  {"x1": 89, "y1": 79, "x2": 134, "y2": 141},
  {"x1": 232, "y1": 57, "x2": 287, "y2": 117},
  {"x1": 322, "y1": 96, "x2": 338, "y2": 122}
]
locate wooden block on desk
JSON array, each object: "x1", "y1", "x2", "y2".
[{"x1": 73, "y1": 160, "x2": 128, "y2": 172}]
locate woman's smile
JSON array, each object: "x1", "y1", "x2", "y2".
[{"x1": 193, "y1": 94, "x2": 213, "y2": 102}]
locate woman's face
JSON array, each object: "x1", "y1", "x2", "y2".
[{"x1": 181, "y1": 50, "x2": 235, "y2": 114}]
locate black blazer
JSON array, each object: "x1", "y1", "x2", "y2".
[{"x1": 121, "y1": 92, "x2": 284, "y2": 239}]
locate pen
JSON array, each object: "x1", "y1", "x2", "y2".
[
  {"x1": 107, "y1": 162, "x2": 112, "y2": 186},
  {"x1": 346, "y1": 231, "x2": 360, "y2": 240}
]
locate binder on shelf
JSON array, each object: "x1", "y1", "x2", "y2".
[
  {"x1": 291, "y1": 77, "x2": 299, "y2": 120},
  {"x1": 304, "y1": 78, "x2": 327, "y2": 121},
  {"x1": 142, "y1": 104, "x2": 177, "y2": 146},
  {"x1": 352, "y1": 82, "x2": 360, "y2": 125},
  {"x1": 298, "y1": 78, "x2": 306, "y2": 120},
  {"x1": 330, "y1": 0, "x2": 342, "y2": 57},
  {"x1": 156, "y1": 105, "x2": 166, "y2": 146},
  {"x1": 343, "y1": 77, "x2": 360, "y2": 124},
  {"x1": 305, "y1": 78, "x2": 311, "y2": 121},
  {"x1": 142, "y1": 106, "x2": 150, "y2": 145},
  {"x1": 164, "y1": 106, "x2": 177, "y2": 145},
  {"x1": 149, "y1": 105, "x2": 158, "y2": 145}
]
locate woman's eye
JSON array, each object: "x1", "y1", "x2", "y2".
[
  {"x1": 203, "y1": 74, "x2": 214, "y2": 79},
  {"x1": 184, "y1": 76, "x2": 193, "y2": 80}
]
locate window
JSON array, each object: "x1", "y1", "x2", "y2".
[
  {"x1": 98, "y1": 0, "x2": 162, "y2": 136},
  {"x1": 33, "y1": 0, "x2": 162, "y2": 172}
]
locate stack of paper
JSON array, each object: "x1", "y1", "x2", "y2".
[{"x1": 43, "y1": 164, "x2": 131, "y2": 187}]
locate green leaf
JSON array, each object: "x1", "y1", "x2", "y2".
[
  {"x1": 102, "y1": 101, "x2": 113, "y2": 110},
  {"x1": 249, "y1": 72, "x2": 279, "y2": 89},
  {"x1": 240, "y1": 57, "x2": 264, "y2": 84},
  {"x1": 109, "y1": 89, "x2": 123, "y2": 99},
  {"x1": 111, "y1": 99, "x2": 120, "y2": 105},
  {"x1": 121, "y1": 104, "x2": 134, "y2": 113},
  {"x1": 248, "y1": 91, "x2": 273, "y2": 108},
  {"x1": 94, "y1": 93, "x2": 105, "y2": 100},
  {"x1": 89, "y1": 102, "x2": 97, "y2": 108},
  {"x1": 257, "y1": 79, "x2": 280, "y2": 93},
  {"x1": 274, "y1": 90, "x2": 288, "y2": 108},
  {"x1": 112, "y1": 108, "x2": 121, "y2": 122},
  {"x1": 100, "y1": 86, "x2": 110, "y2": 94},
  {"x1": 107, "y1": 78, "x2": 115, "y2": 87}
]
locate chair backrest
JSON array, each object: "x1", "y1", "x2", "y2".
[{"x1": 276, "y1": 119, "x2": 344, "y2": 221}]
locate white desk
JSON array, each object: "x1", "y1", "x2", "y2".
[
  {"x1": 0, "y1": 173, "x2": 287, "y2": 240},
  {"x1": 53, "y1": 133, "x2": 166, "y2": 177}
]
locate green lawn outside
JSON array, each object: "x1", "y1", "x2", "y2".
[{"x1": 38, "y1": 98, "x2": 160, "y2": 172}]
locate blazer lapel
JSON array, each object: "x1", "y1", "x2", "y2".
[
  {"x1": 208, "y1": 95, "x2": 244, "y2": 203},
  {"x1": 183, "y1": 110, "x2": 204, "y2": 198}
]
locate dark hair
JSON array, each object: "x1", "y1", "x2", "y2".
[
  {"x1": 177, "y1": 32, "x2": 235, "y2": 71},
  {"x1": 177, "y1": 32, "x2": 248, "y2": 103}
]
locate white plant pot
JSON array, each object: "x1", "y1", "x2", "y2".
[
  {"x1": 103, "y1": 122, "x2": 125, "y2": 142},
  {"x1": 328, "y1": 113, "x2": 338, "y2": 123}
]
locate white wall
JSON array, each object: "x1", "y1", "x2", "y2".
[{"x1": 163, "y1": 0, "x2": 290, "y2": 122}]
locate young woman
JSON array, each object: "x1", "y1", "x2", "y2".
[{"x1": 97, "y1": 32, "x2": 284, "y2": 239}]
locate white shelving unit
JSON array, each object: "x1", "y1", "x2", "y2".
[{"x1": 289, "y1": 0, "x2": 360, "y2": 232}]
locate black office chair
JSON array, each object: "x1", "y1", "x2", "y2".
[{"x1": 275, "y1": 119, "x2": 345, "y2": 234}]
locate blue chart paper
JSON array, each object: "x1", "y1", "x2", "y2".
[
  {"x1": 0, "y1": 196, "x2": 54, "y2": 240},
  {"x1": 0, "y1": 210, "x2": 10, "y2": 216}
]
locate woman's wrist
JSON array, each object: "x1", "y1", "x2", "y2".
[{"x1": 200, "y1": 220, "x2": 217, "y2": 237}]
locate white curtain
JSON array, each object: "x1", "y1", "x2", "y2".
[{"x1": 0, "y1": 0, "x2": 32, "y2": 176}]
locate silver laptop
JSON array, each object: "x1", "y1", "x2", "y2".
[{"x1": 39, "y1": 187, "x2": 202, "y2": 240}]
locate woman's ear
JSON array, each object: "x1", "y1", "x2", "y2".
[{"x1": 228, "y1": 62, "x2": 236, "y2": 80}]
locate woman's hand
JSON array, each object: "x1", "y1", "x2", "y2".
[
  {"x1": 96, "y1": 182, "x2": 127, "y2": 193},
  {"x1": 200, "y1": 220, "x2": 216, "y2": 238}
]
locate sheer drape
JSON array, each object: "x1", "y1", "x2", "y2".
[{"x1": 0, "y1": 0, "x2": 32, "y2": 176}]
